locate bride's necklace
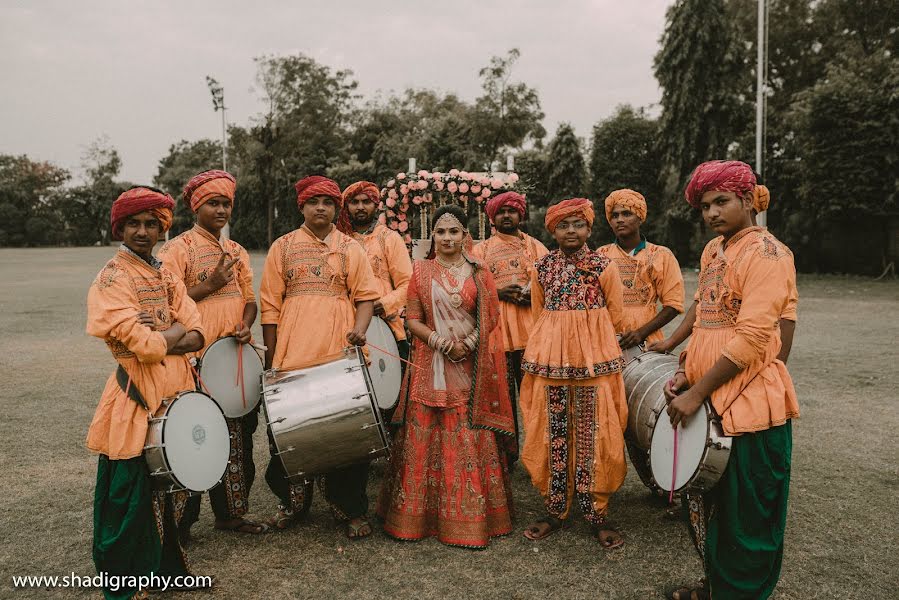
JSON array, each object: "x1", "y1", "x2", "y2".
[{"x1": 436, "y1": 255, "x2": 469, "y2": 308}]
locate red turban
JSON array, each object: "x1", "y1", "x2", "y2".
[
  {"x1": 752, "y1": 184, "x2": 770, "y2": 213},
  {"x1": 604, "y1": 189, "x2": 647, "y2": 223},
  {"x1": 110, "y1": 187, "x2": 175, "y2": 241},
  {"x1": 182, "y1": 170, "x2": 236, "y2": 212},
  {"x1": 545, "y1": 198, "x2": 595, "y2": 233},
  {"x1": 485, "y1": 191, "x2": 526, "y2": 222},
  {"x1": 294, "y1": 176, "x2": 342, "y2": 210},
  {"x1": 684, "y1": 160, "x2": 756, "y2": 208},
  {"x1": 337, "y1": 181, "x2": 380, "y2": 234}
]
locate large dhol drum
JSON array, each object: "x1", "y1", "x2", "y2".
[
  {"x1": 365, "y1": 317, "x2": 403, "y2": 411},
  {"x1": 262, "y1": 347, "x2": 389, "y2": 482},
  {"x1": 198, "y1": 336, "x2": 263, "y2": 418},
  {"x1": 623, "y1": 351, "x2": 680, "y2": 450},
  {"x1": 650, "y1": 401, "x2": 732, "y2": 493},
  {"x1": 144, "y1": 391, "x2": 230, "y2": 493}
]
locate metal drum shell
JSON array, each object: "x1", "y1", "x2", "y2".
[
  {"x1": 623, "y1": 351, "x2": 680, "y2": 450},
  {"x1": 261, "y1": 347, "x2": 389, "y2": 482}
]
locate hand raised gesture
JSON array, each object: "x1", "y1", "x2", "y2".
[{"x1": 206, "y1": 253, "x2": 240, "y2": 292}]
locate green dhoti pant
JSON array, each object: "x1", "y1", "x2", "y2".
[
  {"x1": 93, "y1": 455, "x2": 191, "y2": 600},
  {"x1": 686, "y1": 421, "x2": 792, "y2": 600}
]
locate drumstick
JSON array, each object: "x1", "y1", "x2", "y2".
[
  {"x1": 365, "y1": 341, "x2": 423, "y2": 370},
  {"x1": 250, "y1": 342, "x2": 268, "y2": 352},
  {"x1": 669, "y1": 424, "x2": 679, "y2": 504}
]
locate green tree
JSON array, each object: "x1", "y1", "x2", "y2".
[
  {"x1": 0, "y1": 154, "x2": 69, "y2": 246},
  {"x1": 545, "y1": 123, "x2": 587, "y2": 200},
  {"x1": 153, "y1": 139, "x2": 223, "y2": 235},
  {"x1": 588, "y1": 105, "x2": 663, "y2": 204}
]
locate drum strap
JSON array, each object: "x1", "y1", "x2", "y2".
[{"x1": 115, "y1": 365, "x2": 149, "y2": 411}]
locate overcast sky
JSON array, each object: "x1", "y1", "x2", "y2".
[{"x1": 0, "y1": 0, "x2": 670, "y2": 184}]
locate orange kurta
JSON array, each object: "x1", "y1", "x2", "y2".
[
  {"x1": 86, "y1": 247, "x2": 205, "y2": 459},
  {"x1": 159, "y1": 225, "x2": 255, "y2": 355},
  {"x1": 597, "y1": 241, "x2": 684, "y2": 344},
  {"x1": 471, "y1": 231, "x2": 549, "y2": 351},
  {"x1": 685, "y1": 227, "x2": 800, "y2": 435},
  {"x1": 519, "y1": 246, "x2": 628, "y2": 523},
  {"x1": 350, "y1": 223, "x2": 413, "y2": 341},
  {"x1": 260, "y1": 225, "x2": 380, "y2": 371}
]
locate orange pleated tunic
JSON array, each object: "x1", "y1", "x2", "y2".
[
  {"x1": 597, "y1": 240, "x2": 685, "y2": 344},
  {"x1": 518, "y1": 246, "x2": 629, "y2": 521},
  {"x1": 85, "y1": 247, "x2": 205, "y2": 459},
  {"x1": 471, "y1": 231, "x2": 549, "y2": 351},
  {"x1": 159, "y1": 224, "x2": 255, "y2": 355},
  {"x1": 350, "y1": 223, "x2": 413, "y2": 341},
  {"x1": 259, "y1": 225, "x2": 380, "y2": 371},
  {"x1": 684, "y1": 227, "x2": 800, "y2": 435}
]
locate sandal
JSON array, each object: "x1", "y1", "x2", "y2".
[
  {"x1": 595, "y1": 522, "x2": 625, "y2": 550},
  {"x1": 266, "y1": 505, "x2": 299, "y2": 531},
  {"x1": 665, "y1": 580, "x2": 709, "y2": 600},
  {"x1": 214, "y1": 517, "x2": 270, "y2": 535},
  {"x1": 346, "y1": 516, "x2": 373, "y2": 539},
  {"x1": 523, "y1": 515, "x2": 569, "y2": 540}
]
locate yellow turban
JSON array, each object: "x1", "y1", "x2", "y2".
[
  {"x1": 604, "y1": 189, "x2": 647, "y2": 223},
  {"x1": 752, "y1": 185, "x2": 770, "y2": 213},
  {"x1": 545, "y1": 198, "x2": 595, "y2": 233}
]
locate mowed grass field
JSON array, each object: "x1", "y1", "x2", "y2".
[{"x1": 1, "y1": 246, "x2": 897, "y2": 599}]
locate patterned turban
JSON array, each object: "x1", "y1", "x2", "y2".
[
  {"x1": 684, "y1": 160, "x2": 757, "y2": 208},
  {"x1": 294, "y1": 175, "x2": 342, "y2": 211},
  {"x1": 181, "y1": 169, "x2": 236, "y2": 212},
  {"x1": 485, "y1": 191, "x2": 526, "y2": 222},
  {"x1": 604, "y1": 189, "x2": 647, "y2": 223},
  {"x1": 545, "y1": 198, "x2": 595, "y2": 233},
  {"x1": 337, "y1": 181, "x2": 380, "y2": 234},
  {"x1": 752, "y1": 184, "x2": 770, "y2": 213},
  {"x1": 110, "y1": 187, "x2": 175, "y2": 241}
]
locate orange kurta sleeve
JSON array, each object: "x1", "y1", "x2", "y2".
[
  {"x1": 259, "y1": 237, "x2": 286, "y2": 326},
  {"x1": 378, "y1": 232, "x2": 412, "y2": 317},
  {"x1": 599, "y1": 260, "x2": 626, "y2": 332},
  {"x1": 652, "y1": 248, "x2": 685, "y2": 313},
  {"x1": 347, "y1": 241, "x2": 381, "y2": 303},
  {"x1": 166, "y1": 273, "x2": 205, "y2": 343},
  {"x1": 86, "y1": 275, "x2": 167, "y2": 364},
  {"x1": 781, "y1": 253, "x2": 798, "y2": 322},
  {"x1": 721, "y1": 249, "x2": 791, "y2": 369}
]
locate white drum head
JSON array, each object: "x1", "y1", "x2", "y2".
[
  {"x1": 163, "y1": 392, "x2": 230, "y2": 492},
  {"x1": 200, "y1": 336, "x2": 263, "y2": 418},
  {"x1": 650, "y1": 402, "x2": 710, "y2": 492},
  {"x1": 365, "y1": 318, "x2": 402, "y2": 410}
]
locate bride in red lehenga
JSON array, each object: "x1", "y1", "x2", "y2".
[{"x1": 378, "y1": 204, "x2": 516, "y2": 548}]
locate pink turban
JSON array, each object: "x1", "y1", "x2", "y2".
[
  {"x1": 485, "y1": 191, "x2": 526, "y2": 222},
  {"x1": 338, "y1": 181, "x2": 380, "y2": 234},
  {"x1": 604, "y1": 189, "x2": 647, "y2": 223},
  {"x1": 181, "y1": 169, "x2": 236, "y2": 212},
  {"x1": 110, "y1": 187, "x2": 174, "y2": 241},
  {"x1": 294, "y1": 176, "x2": 342, "y2": 210},
  {"x1": 545, "y1": 198, "x2": 595, "y2": 233},
  {"x1": 684, "y1": 160, "x2": 756, "y2": 208}
]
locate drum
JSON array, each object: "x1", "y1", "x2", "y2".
[
  {"x1": 144, "y1": 391, "x2": 230, "y2": 493},
  {"x1": 618, "y1": 338, "x2": 646, "y2": 365},
  {"x1": 365, "y1": 317, "x2": 403, "y2": 411},
  {"x1": 261, "y1": 346, "x2": 389, "y2": 482},
  {"x1": 626, "y1": 440, "x2": 665, "y2": 497},
  {"x1": 198, "y1": 336, "x2": 263, "y2": 418},
  {"x1": 650, "y1": 401, "x2": 732, "y2": 493},
  {"x1": 622, "y1": 351, "x2": 680, "y2": 450}
]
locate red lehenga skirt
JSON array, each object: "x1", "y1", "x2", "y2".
[{"x1": 378, "y1": 400, "x2": 514, "y2": 548}]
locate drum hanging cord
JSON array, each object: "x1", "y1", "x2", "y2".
[{"x1": 365, "y1": 341, "x2": 423, "y2": 370}]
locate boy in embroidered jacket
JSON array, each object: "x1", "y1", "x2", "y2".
[
  {"x1": 260, "y1": 175, "x2": 380, "y2": 539},
  {"x1": 597, "y1": 189, "x2": 684, "y2": 349},
  {"x1": 664, "y1": 161, "x2": 799, "y2": 600},
  {"x1": 470, "y1": 191, "x2": 549, "y2": 452},
  {"x1": 87, "y1": 187, "x2": 206, "y2": 599},
  {"x1": 518, "y1": 198, "x2": 628, "y2": 549},
  {"x1": 158, "y1": 170, "x2": 264, "y2": 537}
]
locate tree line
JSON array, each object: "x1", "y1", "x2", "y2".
[{"x1": 1, "y1": 0, "x2": 895, "y2": 274}]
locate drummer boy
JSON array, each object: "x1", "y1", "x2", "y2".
[
  {"x1": 663, "y1": 161, "x2": 799, "y2": 600},
  {"x1": 259, "y1": 175, "x2": 380, "y2": 538},
  {"x1": 87, "y1": 187, "x2": 206, "y2": 599},
  {"x1": 159, "y1": 170, "x2": 265, "y2": 538}
]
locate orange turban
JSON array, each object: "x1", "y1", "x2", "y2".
[
  {"x1": 752, "y1": 185, "x2": 770, "y2": 213},
  {"x1": 604, "y1": 189, "x2": 647, "y2": 223},
  {"x1": 182, "y1": 170, "x2": 236, "y2": 212},
  {"x1": 545, "y1": 198, "x2": 595, "y2": 233},
  {"x1": 110, "y1": 187, "x2": 174, "y2": 241},
  {"x1": 295, "y1": 175, "x2": 342, "y2": 210},
  {"x1": 485, "y1": 191, "x2": 526, "y2": 221},
  {"x1": 684, "y1": 160, "x2": 756, "y2": 208},
  {"x1": 338, "y1": 181, "x2": 380, "y2": 234}
]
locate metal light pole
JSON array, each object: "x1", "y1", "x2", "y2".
[
  {"x1": 755, "y1": 0, "x2": 769, "y2": 228},
  {"x1": 206, "y1": 76, "x2": 230, "y2": 239}
]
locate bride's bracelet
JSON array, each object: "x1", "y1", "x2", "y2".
[
  {"x1": 463, "y1": 332, "x2": 478, "y2": 352},
  {"x1": 427, "y1": 331, "x2": 440, "y2": 349}
]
